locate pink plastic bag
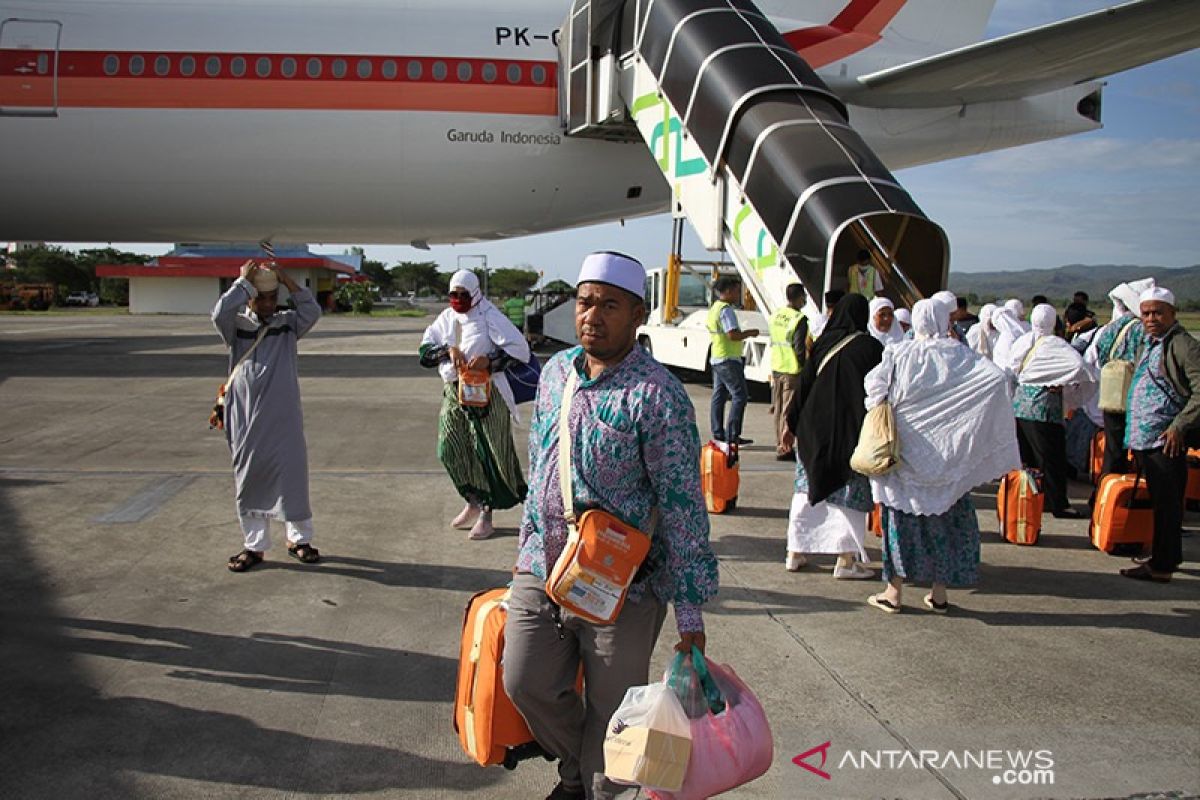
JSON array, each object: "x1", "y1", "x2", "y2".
[{"x1": 648, "y1": 649, "x2": 773, "y2": 800}]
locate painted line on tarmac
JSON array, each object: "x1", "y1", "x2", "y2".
[
  {"x1": 94, "y1": 474, "x2": 197, "y2": 524},
  {"x1": 0, "y1": 323, "x2": 118, "y2": 335},
  {"x1": 720, "y1": 559, "x2": 971, "y2": 800}
]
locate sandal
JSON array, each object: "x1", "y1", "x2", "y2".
[
  {"x1": 1119, "y1": 564, "x2": 1169, "y2": 583},
  {"x1": 288, "y1": 543, "x2": 321, "y2": 564},
  {"x1": 923, "y1": 594, "x2": 950, "y2": 613},
  {"x1": 228, "y1": 550, "x2": 263, "y2": 572},
  {"x1": 867, "y1": 593, "x2": 901, "y2": 614}
]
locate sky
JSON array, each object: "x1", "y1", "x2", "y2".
[{"x1": 50, "y1": 0, "x2": 1200, "y2": 283}]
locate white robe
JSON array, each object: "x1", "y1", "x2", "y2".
[{"x1": 213, "y1": 277, "x2": 321, "y2": 521}]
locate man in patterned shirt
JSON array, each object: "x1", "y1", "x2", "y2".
[
  {"x1": 1120, "y1": 286, "x2": 1200, "y2": 583},
  {"x1": 503, "y1": 251, "x2": 720, "y2": 800}
]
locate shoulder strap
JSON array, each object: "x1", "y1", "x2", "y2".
[
  {"x1": 1110, "y1": 317, "x2": 1135, "y2": 358},
  {"x1": 558, "y1": 368, "x2": 580, "y2": 528},
  {"x1": 817, "y1": 332, "x2": 863, "y2": 376},
  {"x1": 226, "y1": 324, "x2": 270, "y2": 384},
  {"x1": 1018, "y1": 336, "x2": 1046, "y2": 376}
]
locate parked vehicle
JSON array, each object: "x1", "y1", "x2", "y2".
[
  {"x1": 65, "y1": 291, "x2": 100, "y2": 307},
  {"x1": 0, "y1": 283, "x2": 56, "y2": 311}
]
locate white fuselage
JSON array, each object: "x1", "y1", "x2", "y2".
[{"x1": 0, "y1": 0, "x2": 1100, "y2": 244}]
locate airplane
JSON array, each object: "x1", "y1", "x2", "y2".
[{"x1": 0, "y1": 0, "x2": 1197, "y2": 254}]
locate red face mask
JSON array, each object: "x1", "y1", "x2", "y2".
[{"x1": 449, "y1": 294, "x2": 473, "y2": 313}]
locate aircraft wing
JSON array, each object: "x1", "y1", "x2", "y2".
[{"x1": 843, "y1": 0, "x2": 1200, "y2": 108}]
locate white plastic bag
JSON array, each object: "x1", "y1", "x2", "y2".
[{"x1": 604, "y1": 682, "x2": 693, "y2": 792}]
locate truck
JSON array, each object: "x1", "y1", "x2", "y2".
[{"x1": 0, "y1": 283, "x2": 55, "y2": 310}]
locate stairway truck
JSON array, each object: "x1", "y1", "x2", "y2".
[{"x1": 559, "y1": 0, "x2": 949, "y2": 323}]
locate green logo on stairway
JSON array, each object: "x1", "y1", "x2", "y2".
[{"x1": 631, "y1": 93, "x2": 706, "y2": 179}]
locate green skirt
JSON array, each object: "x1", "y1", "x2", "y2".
[{"x1": 437, "y1": 383, "x2": 527, "y2": 510}]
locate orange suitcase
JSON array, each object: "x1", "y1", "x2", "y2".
[
  {"x1": 454, "y1": 588, "x2": 535, "y2": 767},
  {"x1": 1089, "y1": 431, "x2": 1105, "y2": 485},
  {"x1": 996, "y1": 469, "x2": 1043, "y2": 545},
  {"x1": 701, "y1": 440, "x2": 739, "y2": 514},
  {"x1": 1090, "y1": 473, "x2": 1154, "y2": 555}
]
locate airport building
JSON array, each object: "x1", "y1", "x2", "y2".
[{"x1": 97, "y1": 245, "x2": 360, "y2": 314}]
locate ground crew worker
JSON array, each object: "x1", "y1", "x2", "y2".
[
  {"x1": 768, "y1": 283, "x2": 809, "y2": 458},
  {"x1": 503, "y1": 291, "x2": 527, "y2": 333},
  {"x1": 847, "y1": 249, "x2": 883, "y2": 299},
  {"x1": 708, "y1": 277, "x2": 759, "y2": 445}
]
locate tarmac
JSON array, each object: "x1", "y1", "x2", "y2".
[{"x1": 0, "y1": 310, "x2": 1196, "y2": 800}]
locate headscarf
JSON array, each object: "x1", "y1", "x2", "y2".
[
  {"x1": 991, "y1": 305, "x2": 1028, "y2": 368},
  {"x1": 894, "y1": 307, "x2": 912, "y2": 330},
  {"x1": 1008, "y1": 303, "x2": 1097, "y2": 410},
  {"x1": 862, "y1": 314, "x2": 1020, "y2": 516},
  {"x1": 931, "y1": 290, "x2": 957, "y2": 314},
  {"x1": 1004, "y1": 298, "x2": 1025, "y2": 321},
  {"x1": 965, "y1": 303, "x2": 998, "y2": 358},
  {"x1": 789, "y1": 293, "x2": 884, "y2": 505},
  {"x1": 1109, "y1": 278, "x2": 1155, "y2": 319},
  {"x1": 422, "y1": 269, "x2": 530, "y2": 421},
  {"x1": 867, "y1": 297, "x2": 903, "y2": 346}
]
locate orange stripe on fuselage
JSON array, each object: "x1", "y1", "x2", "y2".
[{"x1": 0, "y1": 76, "x2": 556, "y2": 114}]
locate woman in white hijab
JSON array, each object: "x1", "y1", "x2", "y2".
[
  {"x1": 1009, "y1": 304, "x2": 1098, "y2": 519},
  {"x1": 1004, "y1": 298, "x2": 1031, "y2": 333},
  {"x1": 965, "y1": 303, "x2": 999, "y2": 360},
  {"x1": 867, "y1": 297, "x2": 904, "y2": 347},
  {"x1": 863, "y1": 299, "x2": 1020, "y2": 613},
  {"x1": 420, "y1": 270, "x2": 531, "y2": 539},
  {"x1": 894, "y1": 307, "x2": 912, "y2": 335},
  {"x1": 991, "y1": 304, "x2": 1028, "y2": 369}
]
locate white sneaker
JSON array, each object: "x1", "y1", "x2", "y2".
[
  {"x1": 451, "y1": 502, "x2": 480, "y2": 530},
  {"x1": 833, "y1": 563, "x2": 875, "y2": 580},
  {"x1": 785, "y1": 552, "x2": 807, "y2": 572},
  {"x1": 468, "y1": 511, "x2": 494, "y2": 540}
]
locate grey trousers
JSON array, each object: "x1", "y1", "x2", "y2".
[{"x1": 503, "y1": 573, "x2": 668, "y2": 800}]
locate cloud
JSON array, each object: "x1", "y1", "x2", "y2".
[{"x1": 967, "y1": 137, "x2": 1200, "y2": 178}]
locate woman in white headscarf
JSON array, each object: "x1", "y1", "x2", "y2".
[
  {"x1": 1004, "y1": 298, "x2": 1031, "y2": 333},
  {"x1": 1009, "y1": 304, "x2": 1098, "y2": 519},
  {"x1": 420, "y1": 270, "x2": 531, "y2": 540},
  {"x1": 863, "y1": 299, "x2": 1020, "y2": 613},
  {"x1": 894, "y1": 307, "x2": 912, "y2": 335},
  {"x1": 1084, "y1": 278, "x2": 1154, "y2": 479},
  {"x1": 965, "y1": 303, "x2": 999, "y2": 360},
  {"x1": 991, "y1": 304, "x2": 1028, "y2": 369},
  {"x1": 867, "y1": 297, "x2": 904, "y2": 347}
]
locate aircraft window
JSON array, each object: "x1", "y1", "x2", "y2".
[
  {"x1": 104, "y1": 55, "x2": 119, "y2": 76},
  {"x1": 357, "y1": 59, "x2": 372, "y2": 79},
  {"x1": 256, "y1": 57, "x2": 271, "y2": 78},
  {"x1": 129, "y1": 55, "x2": 145, "y2": 76},
  {"x1": 457, "y1": 62, "x2": 472, "y2": 82},
  {"x1": 37, "y1": 54, "x2": 49, "y2": 75},
  {"x1": 382, "y1": 60, "x2": 397, "y2": 80},
  {"x1": 432, "y1": 61, "x2": 447, "y2": 81},
  {"x1": 481, "y1": 63, "x2": 497, "y2": 83},
  {"x1": 205, "y1": 56, "x2": 221, "y2": 77},
  {"x1": 506, "y1": 63, "x2": 521, "y2": 83},
  {"x1": 281, "y1": 57, "x2": 297, "y2": 77},
  {"x1": 154, "y1": 55, "x2": 170, "y2": 76},
  {"x1": 306, "y1": 57, "x2": 322, "y2": 78},
  {"x1": 406, "y1": 60, "x2": 422, "y2": 80},
  {"x1": 531, "y1": 64, "x2": 547, "y2": 85},
  {"x1": 230, "y1": 56, "x2": 247, "y2": 77},
  {"x1": 332, "y1": 59, "x2": 347, "y2": 78},
  {"x1": 180, "y1": 56, "x2": 196, "y2": 77}
]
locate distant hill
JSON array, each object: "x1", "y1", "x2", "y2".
[{"x1": 949, "y1": 264, "x2": 1200, "y2": 307}]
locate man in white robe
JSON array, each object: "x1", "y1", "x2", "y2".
[{"x1": 213, "y1": 261, "x2": 322, "y2": 571}]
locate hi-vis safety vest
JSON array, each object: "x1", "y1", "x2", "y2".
[
  {"x1": 769, "y1": 306, "x2": 805, "y2": 374},
  {"x1": 708, "y1": 300, "x2": 743, "y2": 360},
  {"x1": 848, "y1": 265, "x2": 877, "y2": 299}
]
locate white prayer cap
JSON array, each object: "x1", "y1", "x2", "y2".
[
  {"x1": 251, "y1": 268, "x2": 279, "y2": 293},
  {"x1": 577, "y1": 251, "x2": 646, "y2": 299},
  {"x1": 1140, "y1": 286, "x2": 1176, "y2": 308},
  {"x1": 894, "y1": 308, "x2": 911, "y2": 326},
  {"x1": 1031, "y1": 303, "x2": 1057, "y2": 336}
]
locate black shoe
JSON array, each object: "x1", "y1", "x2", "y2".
[
  {"x1": 546, "y1": 783, "x2": 586, "y2": 800},
  {"x1": 1052, "y1": 508, "x2": 1083, "y2": 519},
  {"x1": 734, "y1": 437, "x2": 754, "y2": 445}
]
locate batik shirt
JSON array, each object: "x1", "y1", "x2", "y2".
[
  {"x1": 1095, "y1": 314, "x2": 1144, "y2": 366},
  {"x1": 1126, "y1": 329, "x2": 1186, "y2": 450},
  {"x1": 515, "y1": 345, "x2": 719, "y2": 633},
  {"x1": 1013, "y1": 385, "x2": 1064, "y2": 425}
]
